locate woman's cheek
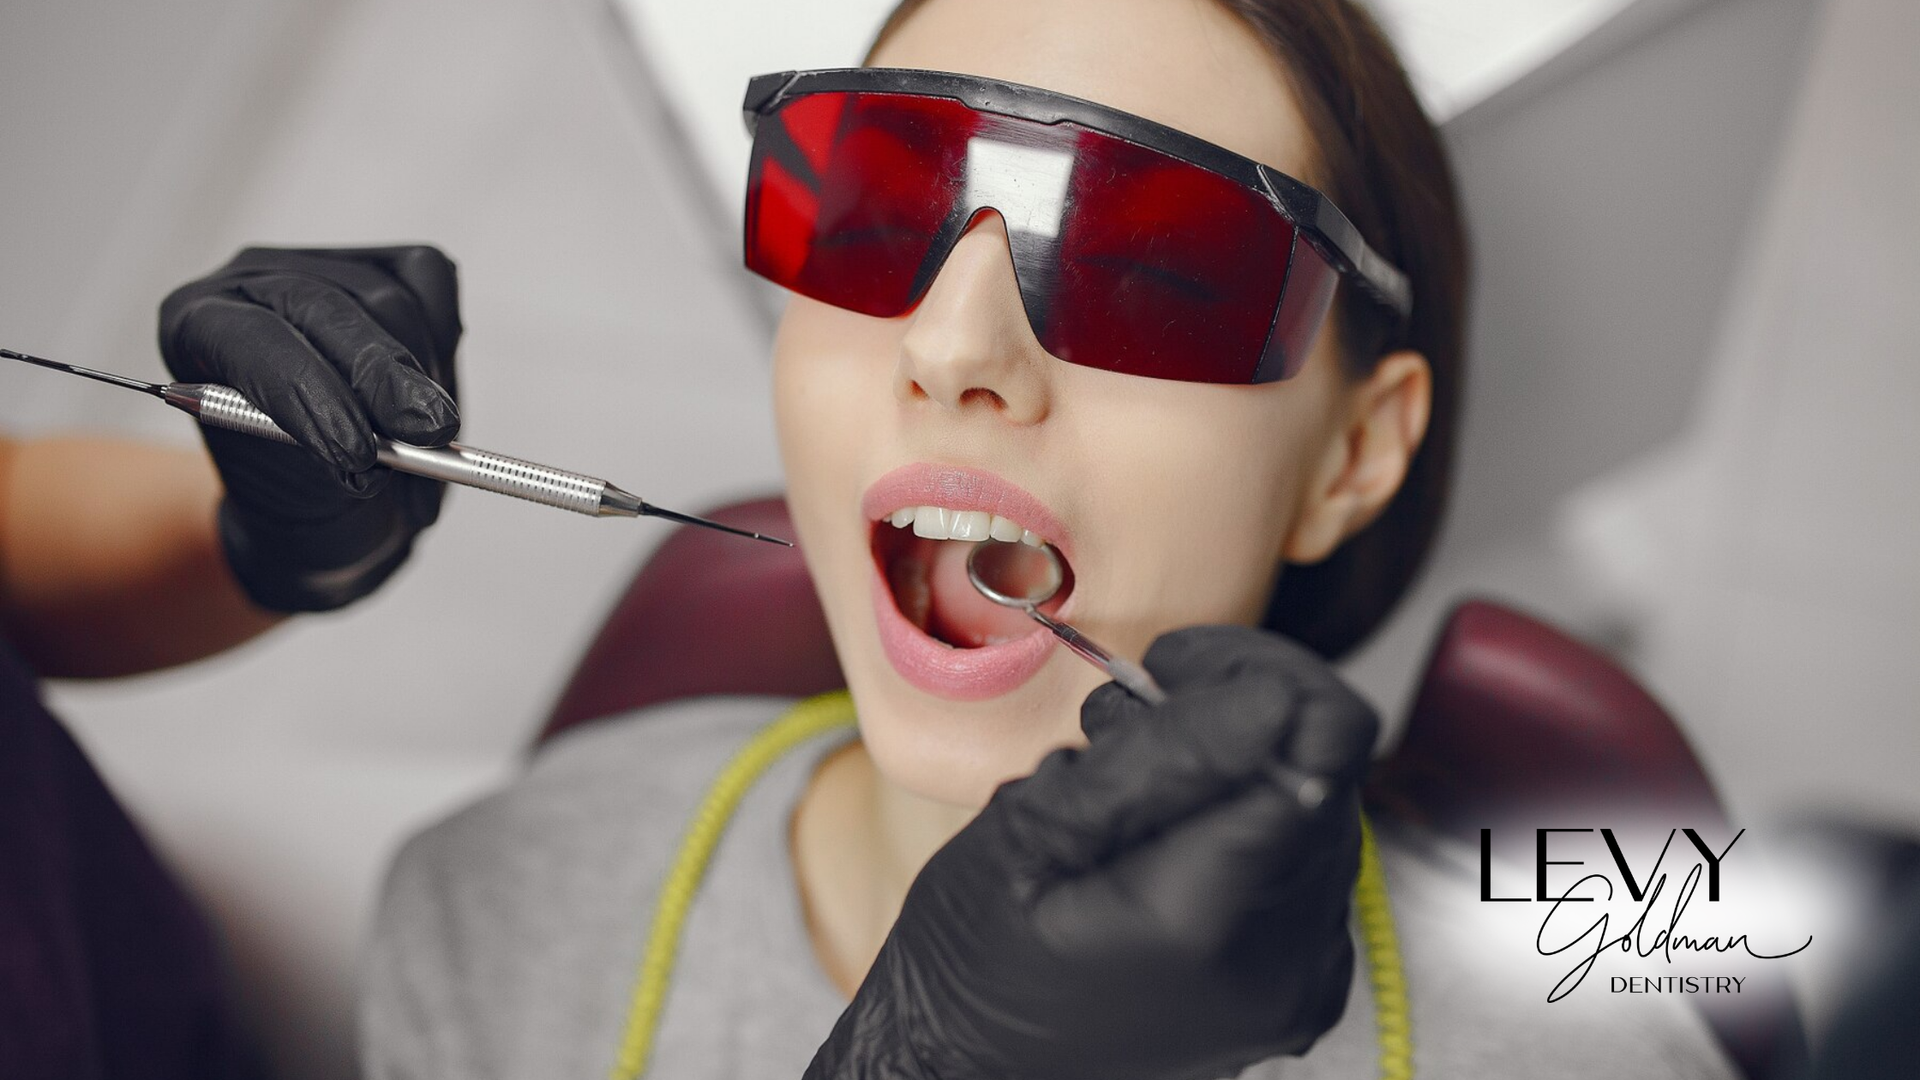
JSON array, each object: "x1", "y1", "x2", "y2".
[
  {"x1": 1072, "y1": 381, "x2": 1313, "y2": 633},
  {"x1": 774, "y1": 309, "x2": 853, "y2": 594},
  {"x1": 776, "y1": 307, "x2": 865, "y2": 484},
  {"x1": 772, "y1": 306, "x2": 833, "y2": 466}
]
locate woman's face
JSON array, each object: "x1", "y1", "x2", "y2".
[{"x1": 774, "y1": 0, "x2": 1364, "y2": 806}]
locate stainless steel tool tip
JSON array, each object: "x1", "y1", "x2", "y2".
[
  {"x1": 645, "y1": 503, "x2": 795, "y2": 546},
  {"x1": 3, "y1": 346, "x2": 163, "y2": 395}
]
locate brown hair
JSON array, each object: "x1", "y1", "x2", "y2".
[{"x1": 868, "y1": 0, "x2": 1469, "y2": 659}]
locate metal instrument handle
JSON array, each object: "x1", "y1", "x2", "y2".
[
  {"x1": 182, "y1": 383, "x2": 299, "y2": 445},
  {"x1": 1027, "y1": 607, "x2": 1169, "y2": 705},
  {"x1": 181, "y1": 383, "x2": 611, "y2": 516},
  {"x1": 1101, "y1": 655, "x2": 1170, "y2": 707},
  {"x1": 1024, "y1": 604, "x2": 1325, "y2": 807}
]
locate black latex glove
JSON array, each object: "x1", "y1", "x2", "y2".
[
  {"x1": 159, "y1": 245, "x2": 462, "y2": 612},
  {"x1": 806, "y1": 625, "x2": 1379, "y2": 1080}
]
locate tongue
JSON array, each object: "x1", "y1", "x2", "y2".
[{"x1": 924, "y1": 541, "x2": 1043, "y2": 648}]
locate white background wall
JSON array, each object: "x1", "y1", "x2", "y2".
[{"x1": 3, "y1": 0, "x2": 1914, "y2": 1076}]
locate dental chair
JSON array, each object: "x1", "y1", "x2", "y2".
[{"x1": 539, "y1": 497, "x2": 1806, "y2": 1080}]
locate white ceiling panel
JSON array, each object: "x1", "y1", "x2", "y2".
[{"x1": 610, "y1": 0, "x2": 1699, "y2": 215}]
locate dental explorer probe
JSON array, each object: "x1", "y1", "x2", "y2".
[{"x1": 1, "y1": 347, "x2": 791, "y2": 546}]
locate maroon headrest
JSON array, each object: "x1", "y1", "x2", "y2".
[
  {"x1": 1367, "y1": 600, "x2": 1799, "y2": 1080},
  {"x1": 1367, "y1": 597, "x2": 1728, "y2": 842},
  {"x1": 539, "y1": 497, "x2": 842, "y2": 744}
]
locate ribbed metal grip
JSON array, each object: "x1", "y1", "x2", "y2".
[
  {"x1": 171, "y1": 381, "x2": 612, "y2": 516},
  {"x1": 376, "y1": 440, "x2": 607, "y2": 515},
  {"x1": 184, "y1": 383, "x2": 299, "y2": 445}
]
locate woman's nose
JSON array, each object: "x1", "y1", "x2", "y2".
[{"x1": 895, "y1": 211, "x2": 1052, "y2": 424}]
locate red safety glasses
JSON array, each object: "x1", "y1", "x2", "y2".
[{"x1": 742, "y1": 68, "x2": 1410, "y2": 384}]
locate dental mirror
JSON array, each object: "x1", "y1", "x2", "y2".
[
  {"x1": 966, "y1": 541, "x2": 1167, "y2": 705},
  {"x1": 965, "y1": 539, "x2": 1064, "y2": 609},
  {"x1": 964, "y1": 541, "x2": 1330, "y2": 810}
]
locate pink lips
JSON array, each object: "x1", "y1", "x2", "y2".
[{"x1": 863, "y1": 463, "x2": 1074, "y2": 702}]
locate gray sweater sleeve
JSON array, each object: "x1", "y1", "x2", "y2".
[
  {"x1": 359, "y1": 695, "x2": 818, "y2": 1080},
  {"x1": 360, "y1": 823, "x2": 474, "y2": 1080}
]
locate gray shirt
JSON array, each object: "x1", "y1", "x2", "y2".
[{"x1": 361, "y1": 695, "x2": 1738, "y2": 1079}]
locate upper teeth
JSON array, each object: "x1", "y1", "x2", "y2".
[{"x1": 887, "y1": 506, "x2": 1047, "y2": 547}]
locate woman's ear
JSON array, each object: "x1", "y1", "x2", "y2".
[{"x1": 1283, "y1": 349, "x2": 1431, "y2": 565}]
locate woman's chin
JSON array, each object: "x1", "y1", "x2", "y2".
[
  {"x1": 854, "y1": 704, "x2": 1065, "y2": 810},
  {"x1": 845, "y1": 654, "x2": 1093, "y2": 810}
]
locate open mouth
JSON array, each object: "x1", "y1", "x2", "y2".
[
  {"x1": 871, "y1": 508, "x2": 1075, "y2": 649},
  {"x1": 860, "y1": 463, "x2": 1078, "y2": 700}
]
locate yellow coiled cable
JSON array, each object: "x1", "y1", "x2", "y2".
[
  {"x1": 1357, "y1": 813, "x2": 1413, "y2": 1079},
  {"x1": 608, "y1": 693, "x2": 858, "y2": 1079}
]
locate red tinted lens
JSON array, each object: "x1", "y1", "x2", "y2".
[
  {"x1": 746, "y1": 92, "x2": 977, "y2": 316},
  {"x1": 745, "y1": 88, "x2": 1317, "y2": 384},
  {"x1": 1048, "y1": 131, "x2": 1295, "y2": 383},
  {"x1": 1258, "y1": 237, "x2": 1337, "y2": 381}
]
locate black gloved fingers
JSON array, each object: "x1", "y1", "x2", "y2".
[
  {"x1": 1000, "y1": 671, "x2": 1302, "y2": 875},
  {"x1": 234, "y1": 274, "x2": 459, "y2": 446},
  {"x1": 157, "y1": 244, "x2": 465, "y2": 613},
  {"x1": 390, "y1": 472, "x2": 448, "y2": 532},
  {"x1": 1278, "y1": 685, "x2": 1380, "y2": 785},
  {"x1": 1119, "y1": 766, "x2": 1352, "y2": 913},
  {"x1": 1079, "y1": 678, "x2": 1153, "y2": 742},
  {"x1": 1142, "y1": 625, "x2": 1344, "y2": 696},
  {"x1": 1142, "y1": 625, "x2": 1381, "y2": 781},
  {"x1": 231, "y1": 245, "x2": 463, "y2": 386},
  {"x1": 364, "y1": 245, "x2": 463, "y2": 377},
  {"x1": 1033, "y1": 780, "x2": 1309, "y2": 956},
  {"x1": 1032, "y1": 779, "x2": 1360, "y2": 974},
  {"x1": 164, "y1": 292, "x2": 379, "y2": 475}
]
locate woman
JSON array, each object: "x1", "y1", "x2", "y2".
[{"x1": 160, "y1": 0, "x2": 1741, "y2": 1076}]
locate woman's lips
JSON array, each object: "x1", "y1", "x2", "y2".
[{"x1": 863, "y1": 463, "x2": 1074, "y2": 701}]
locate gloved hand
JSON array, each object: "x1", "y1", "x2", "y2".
[
  {"x1": 806, "y1": 625, "x2": 1378, "y2": 1080},
  {"x1": 159, "y1": 245, "x2": 462, "y2": 612}
]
